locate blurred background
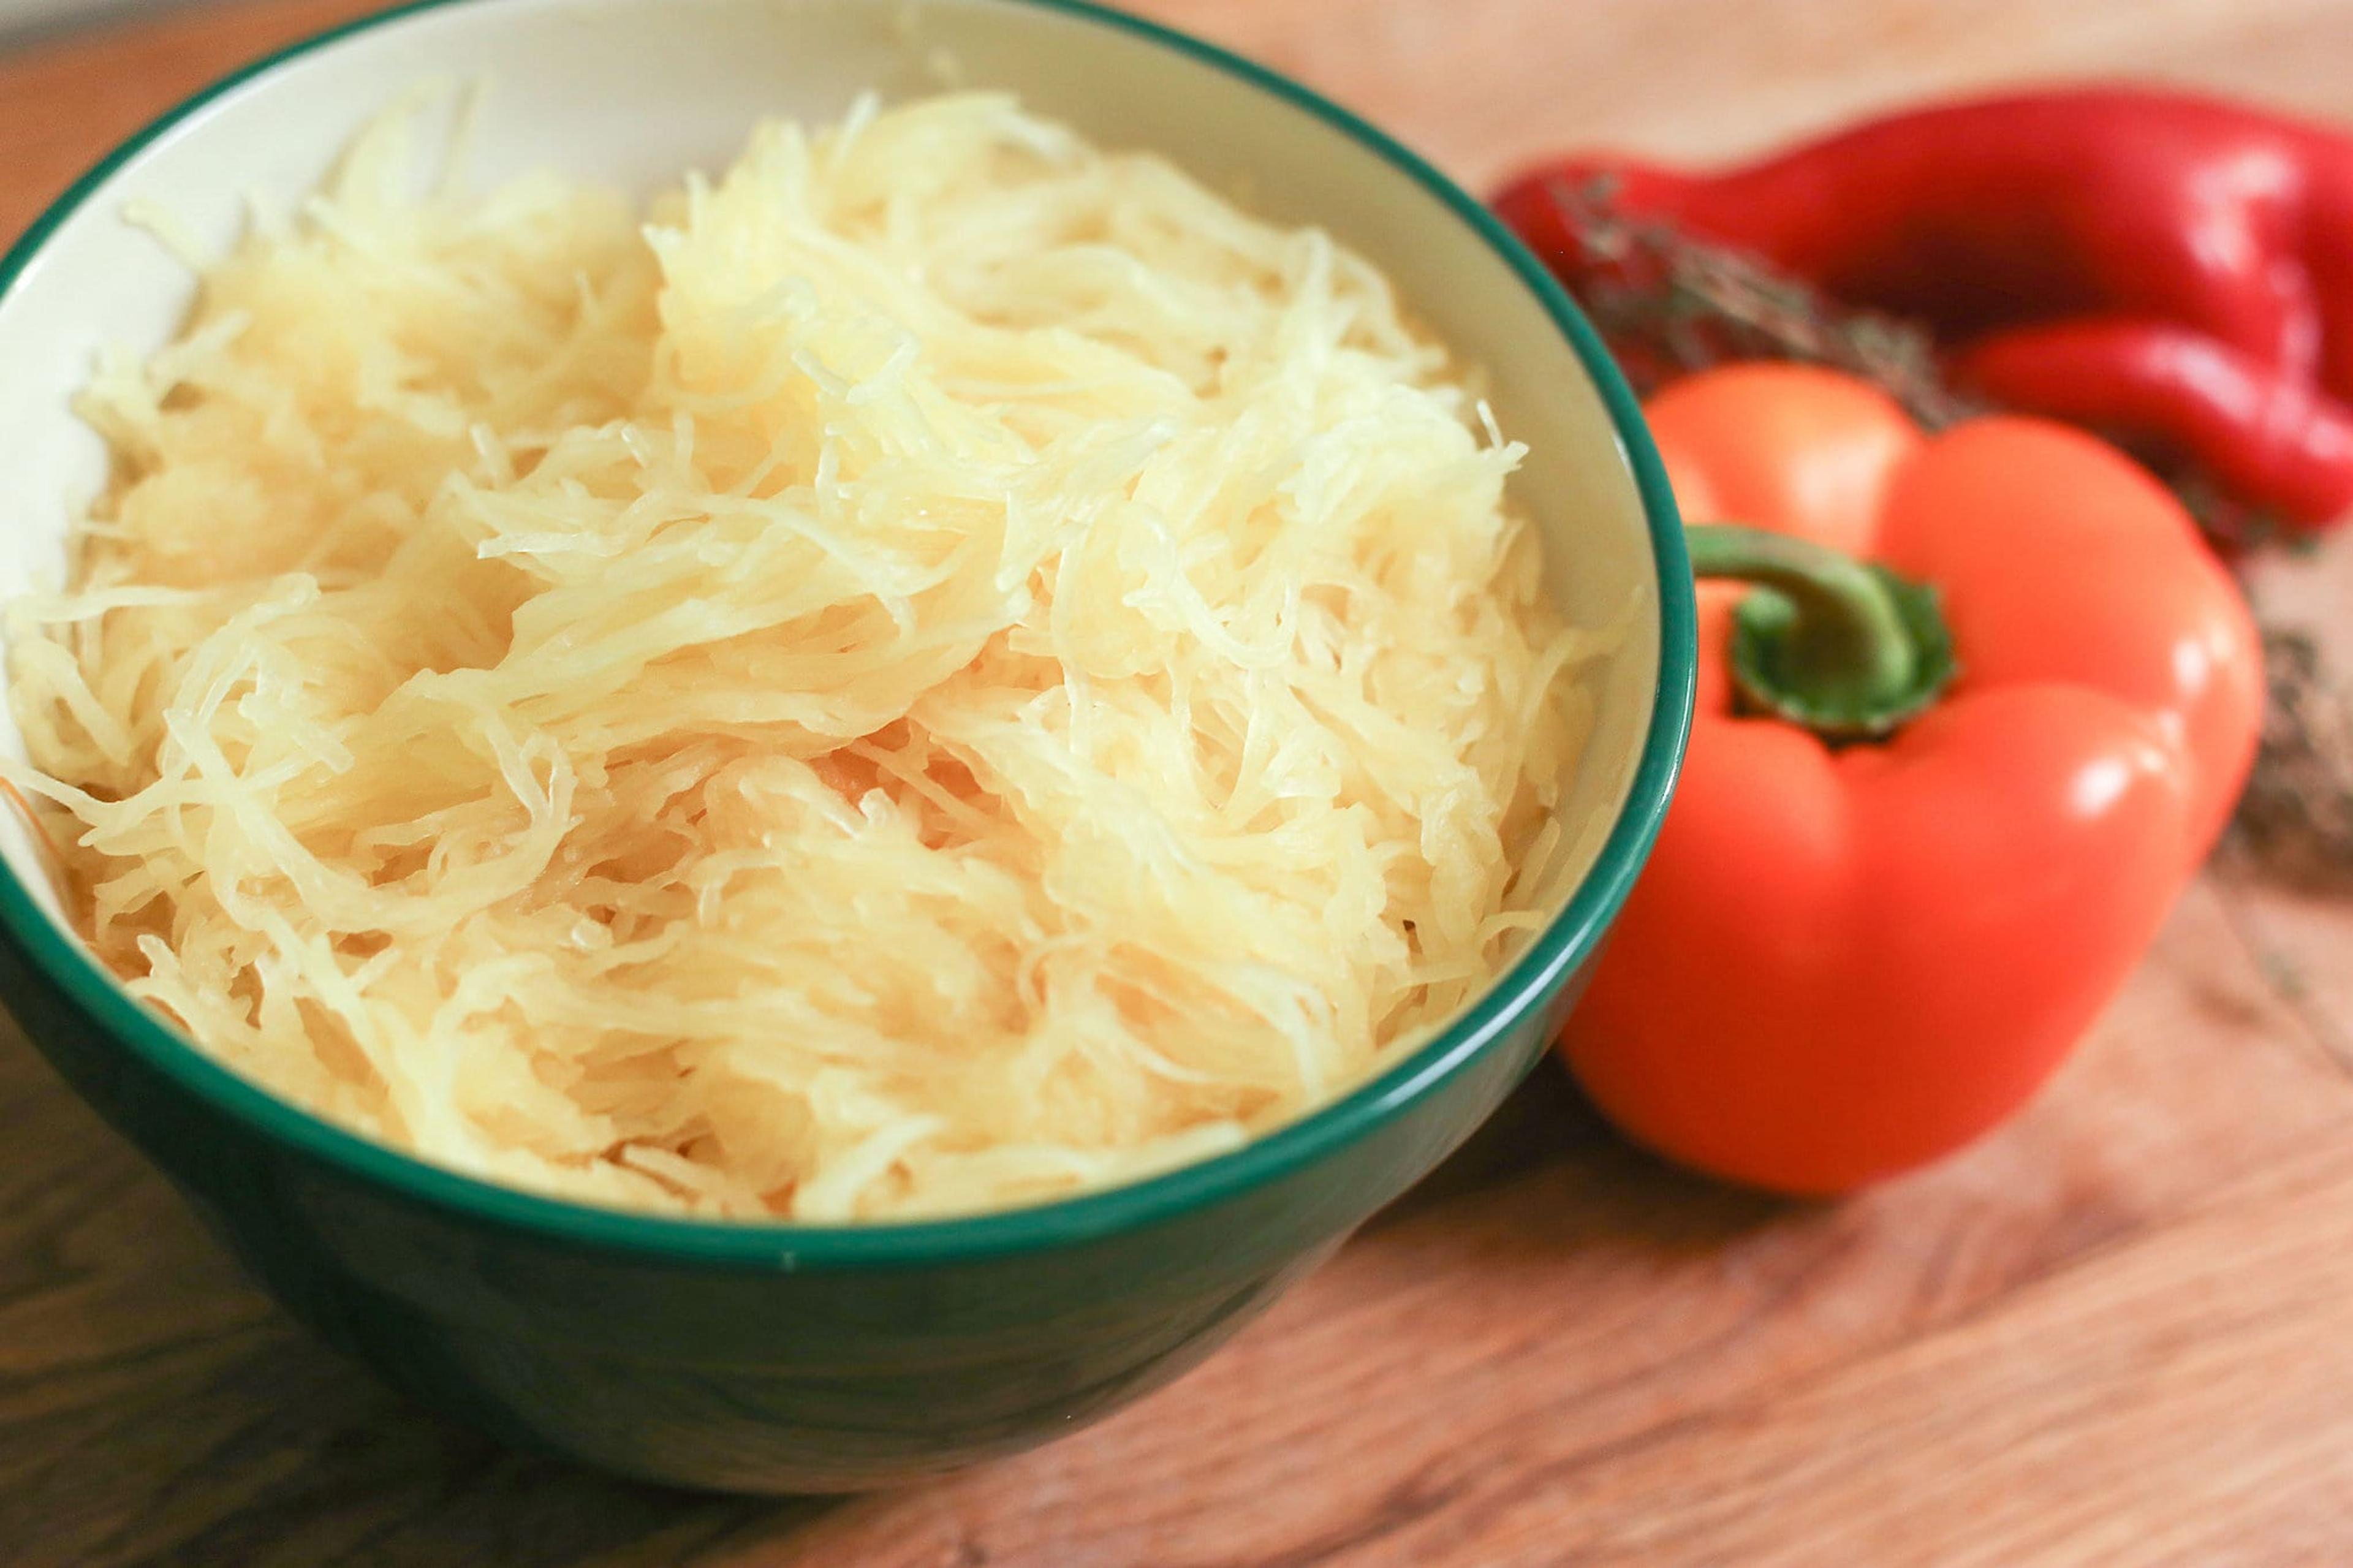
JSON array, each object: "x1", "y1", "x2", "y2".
[
  {"x1": 7, "y1": 0, "x2": 2352, "y2": 183},
  {"x1": 0, "y1": 0, "x2": 165, "y2": 37}
]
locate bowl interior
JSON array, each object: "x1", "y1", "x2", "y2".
[{"x1": 0, "y1": 0, "x2": 1671, "y2": 1232}]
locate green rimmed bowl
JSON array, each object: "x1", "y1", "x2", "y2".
[{"x1": 0, "y1": 0, "x2": 1694, "y2": 1493}]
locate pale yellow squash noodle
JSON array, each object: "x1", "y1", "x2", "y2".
[{"x1": 6, "y1": 93, "x2": 1610, "y2": 1221}]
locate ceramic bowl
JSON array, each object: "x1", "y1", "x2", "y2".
[{"x1": 0, "y1": 0, "x2": 1693, "y2": 1493}]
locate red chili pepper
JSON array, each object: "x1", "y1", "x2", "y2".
[{"x1": 1493, "y1": 88, "x2": 2353, "y2": 534}]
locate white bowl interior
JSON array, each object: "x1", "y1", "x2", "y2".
[{"x1": 0, "y1": 0, "x2": 1658, "y2": 950}]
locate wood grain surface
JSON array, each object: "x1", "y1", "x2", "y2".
[{"x1": 7, "y1": 2, "x2": 2353, "y2": 1564}]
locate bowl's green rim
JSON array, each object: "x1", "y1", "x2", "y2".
[{"x1": 0, "y1": 0, "x2": 1694, "y2": 1268}]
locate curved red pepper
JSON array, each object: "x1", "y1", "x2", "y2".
[
  {"x1": 1494, "y1": 87, "x2": 2353, "y2": 532},
  {"x1": 1560, "y1": 365, "x2": 2264, "y2": 1193}
]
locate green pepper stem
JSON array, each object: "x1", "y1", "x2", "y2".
[{"x1": 1686, "y1": 522, "x2": 1958, "y2": 742}]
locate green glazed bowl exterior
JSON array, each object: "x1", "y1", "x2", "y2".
[{"x1": 0, "y1": 0, "x2": 1696, "y2": 1493}]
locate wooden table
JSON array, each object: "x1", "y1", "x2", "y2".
[{"x1": 8, "y1": 1, "x2": 2353, "y2": 1562}]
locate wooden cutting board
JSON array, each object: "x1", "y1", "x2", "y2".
[{"x1": 7, "y1": 2, "x2": 2353, "y2": 1563}]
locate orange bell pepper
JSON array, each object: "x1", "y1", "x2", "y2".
[{"x1": 1562, "y1": 363, "x2": 2264, "y2": 1194}]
